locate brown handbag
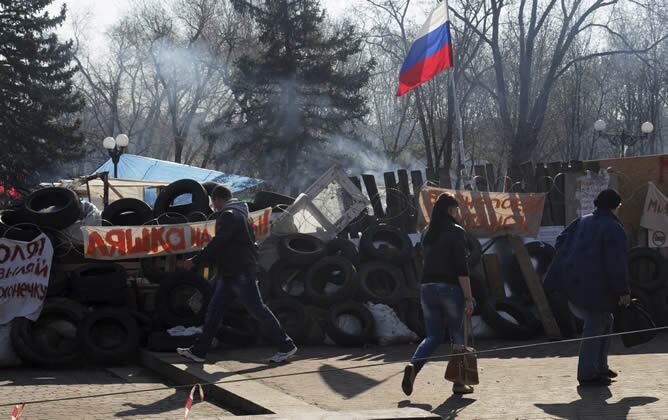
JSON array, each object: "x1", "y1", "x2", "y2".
[{"x1": 444, "y1": 318, "x2": 479, "y2": 385}]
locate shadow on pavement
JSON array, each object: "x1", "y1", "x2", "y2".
[
  {"x1": 318, "y1": 363, "x2": 383, "y2": 398},
  {"x1": 399, "y1": 394, "x2": 476, "y2": 419},
  {"x1": 535, "y1": 386, "x2": 658, "y2": 418}
]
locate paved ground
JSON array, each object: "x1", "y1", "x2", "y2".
[
  {"x1": 0, "y1": 365, "x2": 233, "y2": 419},
  {"x1": 195, "y1": 332, "x2": 668, "y2": 419}
]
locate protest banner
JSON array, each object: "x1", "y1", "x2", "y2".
[
  {"x1": 83, "y1": 207, "x2": 272, "y2": 260},
  {"x1": 419, "y1": 186, "x2": 546, "y2": 238},
  {"x1": 0, "y1": 234, "x2": 53, "y2": 324},
  {"x1": 640, "y1": 182, "x2": 668, "y2": 248}
]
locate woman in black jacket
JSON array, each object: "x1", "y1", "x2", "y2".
[{"x1": 401, "y1": 193, "x2": 474, "y2": 395}]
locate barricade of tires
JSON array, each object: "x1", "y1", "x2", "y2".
[
  {"x1": 2, "y1": 183, "x2": 301, "y2": 367},
  {"x1": 230, "y1": 224, "x2": 416, "y2": 348}
]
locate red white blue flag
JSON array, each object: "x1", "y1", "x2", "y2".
[{"x1": 397, "y1": 1, "x2": 453, "y2": 96}]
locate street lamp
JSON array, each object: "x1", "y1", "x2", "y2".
[
  {"x1": 103, "y1": 134, "x2": 130, "y2": 178},
  {"x1": 593, "y1": 119, "x2": 654, "y2": 158}
]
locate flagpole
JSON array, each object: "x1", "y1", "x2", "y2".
[{"x1": 449, "y1": 70, "x2": 466, "y2": 190}]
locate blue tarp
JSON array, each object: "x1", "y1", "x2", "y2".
[{"x1": 93, "y1": 154, "x2": 264, "y2": 205}]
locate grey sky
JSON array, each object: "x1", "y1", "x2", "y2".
[{"x1": 51, "y1": 1, "x2": 430, "y2": 51}]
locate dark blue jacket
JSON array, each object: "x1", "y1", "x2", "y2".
[
  {"x1": 544, "y1": 208, "x2": 630, "y2": 312},
  {"x1": 191, "y1": 200, "x2": 258, "y2": 275}
]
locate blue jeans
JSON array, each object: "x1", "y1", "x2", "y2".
[
  {"x1": 569, "y1": 302, "x2": 613, "y2": 380},
  {"x1": 192, "y1": 267, "x2": 295, "y2": 357},
  {"x1": 410, "y1": 283, "x2": 465, "y2": 373}
]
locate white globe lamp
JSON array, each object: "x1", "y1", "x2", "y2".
[
  {"x1": 103, "y1": 137, "x2": 116, "y2": 150},
  {"x1": 115, "y1": 134, "x2": 129, "y2": 148},
  {"x1": 641, "y1": 122, "x2": 654, "y2": 135}
]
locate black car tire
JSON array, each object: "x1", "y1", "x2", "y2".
[
  {"x1": 70, "y1": 263, "x2": 127, "y2": 305},
  {"x1": 629, "y1": 247, "x2": 666, "y2": 292},
  {"x1": 155, "y1": 272, "x2": 212, "y2": 327},
  {"x1": 278, "y1": 234, "x2": 325, "y2": 266},
  {"x1": 270, "y1": 261, "x2": 309, "y2": 300},
  {"x1": 325, "y1": 238, "x2": 361, "y2": 267},
  {"x1": 268, "y1": 299, "x2": 312, "y2": 344},
  {"x1": 23, "y1": 187, "x2": 81, "y2": 230},
  {"x1": 304, "y1": 256, "x2": 357, "y2": 305},
  {"x1": 153, "y1": 179, "x2": 210, "y2": 218},
  {"x1": 359, "y1": 224, "x2": 412, "y2": 263},
  {"x1": 102, "y1": 198, "x2": 153, "y2": 226},
  {"x1": 358, "y1": 262, "x2": 403, "y2": 305},
  {"x1": 10, "y1": 298, "x2": 84, "y2": 367},
  {"x1": 78, "y1": 308, "x2": 141, "y2": 364},
  {"x1": 326, "y1": 301, "x2": 375, "y2": 347}
]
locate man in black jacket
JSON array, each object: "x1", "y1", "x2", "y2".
[{"x1": 177, "y1": 186, "x2": 296, "y2": 363}]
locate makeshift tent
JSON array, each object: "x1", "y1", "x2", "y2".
[
  {"x1": 93, "y1": 154, "x2": 264, "y2": 191},
  {"x1": 92, "y1": 154, "x2": 265, "y2": 207}
]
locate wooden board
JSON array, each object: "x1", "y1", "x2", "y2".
[
  {"x1": 397, "y1": 169, "x2": 416, "y2": 232},
  {"x1": 507, "y1": 235, "x2": 562, "y2": 339},
  {"x1": 535, "y1": 163, "x2": 553, "y2": 226},
  {"x1": 547, "y1": 162, "x2": 565, "y2": 226},
  {"x1": 482, "y1": 254, "x2": 506, "y2": 298},
  {"x1": 362, "y1": 174, "x2": 385, "y2": 218},
  {"x1": 485, "y1": 164, "x2": 496, "y2": 191},
  {"x1": 520, "y1": 161, "x2": 537, "y2": 193},
  {"x1": 384, "y1": 172, "x2": 401, "y2": 228},
  {"x1": 474, "y1": 165, "x2": 489, "y2": 191}
]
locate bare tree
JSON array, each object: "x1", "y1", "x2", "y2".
[{"x1": 453, "y1": 0, "x2": 668, "y2": 167}]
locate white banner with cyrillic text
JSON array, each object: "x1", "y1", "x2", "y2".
[
  {"x1": 83, "y1": 207, "x2": 272, "y2": 260},
  {"x1": 0, "y1": 234, "x2": 53, "y2": 324}
]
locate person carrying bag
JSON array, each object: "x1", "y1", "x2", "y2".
[
  {"x1": 445, "y1": 318, "x2": 479, "y2": 386},
  {"x1": 401, "y1": 193, "x2": 477, "y2": 396}
]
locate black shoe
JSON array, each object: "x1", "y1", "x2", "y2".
[
  {"x1": 604, "y1": 369, "x2": 618, "y2": 378},
  {"x1": 578, "y1": 376, "x2": 612, "y2": 386},
  {"x1": 402, "y1": 364, "x2": 416, "y2": 396}
]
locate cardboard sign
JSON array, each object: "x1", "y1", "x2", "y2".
[
  {"x1": 83, "y1": 208, "x2": 272, "y2": 260},
  {"x1": 0, "y1": 234, "x2": 53, "y2": 324},
  {"x1": 641, "y1": 183, "x2": 668, "y2": 248},
  {"x1": 419, "y1": 186, "x2": 546, "y2": 238},
  {"x1": 575, "y1": 172, "x2": 610, "y2": 217}
]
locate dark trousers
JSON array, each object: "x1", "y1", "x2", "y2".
[
  {"x1": 569, "y1": 302, "x2": 613, "y2": 380},
  {"x1": 192, "y1": 266, "x2": 295, "y2": 357}
]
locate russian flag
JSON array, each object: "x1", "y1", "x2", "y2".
[{"x1": 397, "y1": 2, "x2": 453, "y2": 96}]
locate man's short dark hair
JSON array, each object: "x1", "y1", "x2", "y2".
[
  {"x1": 594, "y1": 189, "x2": 622, "y2": 210},
  {"x1": 211, "y1": 185, "x2": 232, "y2": 201}
]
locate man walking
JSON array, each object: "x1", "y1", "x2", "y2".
[
  {"x1": 545, "y1": 189, "x2": 631, "y2": 386},
  {"x1": 177, "y1": 185, "x2": 297, "y2": 363}
]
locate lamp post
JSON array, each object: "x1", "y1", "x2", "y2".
[
  {"x1": 103, "y1": 134, "x2": 130, "y2": 178},
  {"x1": 593, "y1": 119, "x2": 654, "y2": 158}
]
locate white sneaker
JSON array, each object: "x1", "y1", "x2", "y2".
[
  {"x1": 177, "y1": 347, "x2": 205, "y2": 363},
  {"x1": 269, "y1": 346, "x2": 297, "y2": 363}
]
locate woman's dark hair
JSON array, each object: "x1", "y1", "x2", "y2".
[
  {"x1": 594, "y1": 189, "x2": 621, "y2": 210},
  {"x1": 423, "y1": 193, "x2": 459, "y2": 246}
]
